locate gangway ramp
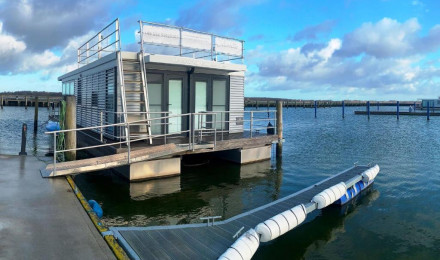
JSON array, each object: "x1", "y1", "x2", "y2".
[
  {"x1": 41, "y1": 143, "x2": 185, "y2": 177},
  {"x1": 41, "y1": 136, "x2": 278, "y2": 178}
]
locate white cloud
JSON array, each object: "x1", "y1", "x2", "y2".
[
  {"x1": 249, "y1": 18, "x2": 440, "y2": 99},
  {"x1": 0, "y1": 22, "x2": 26, "y2": 56}
]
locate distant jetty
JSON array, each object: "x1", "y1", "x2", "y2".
[{"x1": 244, "y1": 97, "x2": 419, "y2": 108}]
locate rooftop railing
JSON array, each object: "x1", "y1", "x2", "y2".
[
  {"x1": 77, "y1": 18, "x2": 120, "y2": 67},
  {"x1": 139, "y1": 21, "x2": 244, "y2": 62}
]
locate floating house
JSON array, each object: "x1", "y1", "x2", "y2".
[
  {"x1": 420, "y1": 98, "x2": 440, "y2": 109},
  {"x1": 50, "y1": 19, "x2": 279, "y2": 181}
]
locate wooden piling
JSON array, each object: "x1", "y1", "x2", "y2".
[
  {"x1": 25, "y1": 96, "x2": 28, "y2": 109},
  {"x1": 1, "y1": 95, "x2": 3, "y2": 109},
  {"x1": 34, "y1": 97, "x2": 38, "y2": 132},
  {"x1": 47, "y1": 96, "x2": 50, "y2": 109},
  {"x1": 65, "y1": 96, "x2": 77, "y2": 161},
  {"x1": 276, "y1": 101, "x2": 283, "y2": 158}
]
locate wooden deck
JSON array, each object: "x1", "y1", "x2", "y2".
[
  {"x1": 110, "y1": 165, "x2": 370, "y2": 259},
  {"x1": 41, "y1": 136, "x2": 278, "y2": 177}
]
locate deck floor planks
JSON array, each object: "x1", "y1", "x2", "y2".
[{"x1": 114, "y1": 166, "x2": 369, "y2": 259}]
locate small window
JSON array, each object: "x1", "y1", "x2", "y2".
[{"x1": 92, "y1": 91, "x2": 98, "y2": 107}]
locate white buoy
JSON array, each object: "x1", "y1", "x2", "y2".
[
  {"x1": 218, "y1": 229, "x2": 260, "y2": 260},
  {"x1": 312, "y1": 182, "x2": 347, "y2": 209}
]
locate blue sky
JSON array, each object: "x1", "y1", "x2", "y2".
[{"x1": 0, "y1": 0, "x2": 439, "y2": 100}]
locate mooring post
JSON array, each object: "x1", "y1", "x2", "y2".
[
  {"x1": 25, "y1": 96, "x2": 28, "y2": 109},
  {"x1": 397, "y1": 101, "x2": 400, "y2": 120},
  {"x1": 314, "y1": 100, "x2": 317, "y2": 118},
  {"x1": 276, "y1": 100, "x2": 283, "y2": 158},
  {"x1": 19, "y1": 123, "x2": 27, "y2": 156},
  {"x1": 47, "y1": 96, "x2": 50, "y2": 109},
  {"x1": 34, "y1": 97, "x2": 38, "y2": 133},
  {"x1": 342, "y1": 100, "x2": 345, "y2": 118},
  {"x1": 0, "y1": 95, "x2": 3, "y2": 109},
  {"x1": 427, "y1": 103, "x2": 430, "y2": 121},
  {"x1": 414, "y1": 102, "x2": 416, "y2": 111},
  {"x1": 377, "y1": 102, "x2": 380, "y2": 111},
  {"x1": 367, "y1": 101, "x2": 370, "y2": 120},
  {"x1": 65, "y1": 96, "x2": 77, "y2": 161}
]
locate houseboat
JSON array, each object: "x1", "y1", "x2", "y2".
[{"x1": 53, "y1": 19, "x2": 279, "y2": 181}]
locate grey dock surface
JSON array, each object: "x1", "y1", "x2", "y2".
[
  {"x1": 0, "y1": 155, "x2": 115, "y2": 259},
  {"x1": 111, "y1": 165, "x2": 369, "y2": 260},
  {"x1": 355, "y1": 111, "x2": 440, "y2": 116}
]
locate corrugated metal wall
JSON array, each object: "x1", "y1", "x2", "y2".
[
  {"x1": 74, "y1": 67, "x2": 116, "y2": 137},
  {"x1": 229, "y1": 75, "x2": 244, "y2": 133}
]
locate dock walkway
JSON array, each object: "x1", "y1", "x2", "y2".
[
  {"x1": 111, "y1": 165, "x2": 369, "y2": 259},
  {"x1": 0, "y1": 155, "x2": 115, "y2": 259}
]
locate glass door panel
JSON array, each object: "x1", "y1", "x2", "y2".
[
  {"x1": 212, "y1": 80, "x2": 227, "y2": 129},
  {"x1": 168, "y1": 79, "x2": 182, "y2": 133},
  {"x1": 195, "y1": 81, "x2": 207, "y2": 129},
  {"x1": 148, "y1": 83, "x2": 162, "y2": 135}
]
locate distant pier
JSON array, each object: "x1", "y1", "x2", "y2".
[
  {"x1": 244, "y1": 98, "x2": 419, "y2": 108},
  {"x1": 0, "y1": 94, "x2": 62, "y2": 108}
]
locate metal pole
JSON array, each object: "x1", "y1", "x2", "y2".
[
  {"x1": 192, "y1": 114, "x2": 195, "y2": 151},
  {"x1": 34, "y1": 97, "x2": 39, "y2": 133},
  {"x1": 53, "y1": 133, "x2": 56, "y2": 175},
  {"x1": 427, "y1": 103, "x2": 430, "y2": 121},
  {"x1": 100, "y1": 111, "x2": 104, "y2": 142},
  {"x1": 179, "y1": 28, "x2": 182, "y2": 56},
  {"x1": 367, "y1": 101, "x2": 370, "y2": 120},
  {"x1": 127, "y1": 123, "x2": 131, "y2": 164},
  {"x1": 342, "y1": 100, "x2": 345, "y2": 118},
  {"x1": 377, "y1": 102, "x2": 380, "y2": 111},
  {"x1": 19, "y1": 123, "x2": 27, "y2": 156},
  {"x1": 314, "y1": 100, "x2": 317, "y2": 118},
  {"x1": 189, "y1": 114, "x2": 192, "y2": 150},
  {"x1": 213, "y1": 114, "x2": 217, "y2": 149},
  {"x1": 397, "y1": 101, "x2": 400, "y2": 120},
  {"x1": 250, "y1": 111, "x2": 253, "y2": 138}
]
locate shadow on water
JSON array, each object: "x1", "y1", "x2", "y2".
[
  {"x1": 74, "y1": 156, "x2": 283, "y2": 227},
  {"x1": 254, "y1": 187, "x2": 380, "y2": 259}
]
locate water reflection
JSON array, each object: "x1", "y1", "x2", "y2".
[{"x1": 130, "y1": 176, "x2": 181, "y2": 200}]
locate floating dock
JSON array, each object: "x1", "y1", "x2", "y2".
[{"x1": 110, "y1": 165, "x2": 371, "y2": 259}]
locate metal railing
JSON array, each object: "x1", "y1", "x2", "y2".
[
  {"x1": 77, "y1": 19, "x2": 120, "y2": 66},
  {"x1": 46, "y1": 110, "x2": 276, "y2": 174},
  {"x1": 139, "y1": 21, "x2": 244, "y2": 62}
]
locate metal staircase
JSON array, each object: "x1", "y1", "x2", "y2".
[{"x1": 117, "y1": 51, "x2": 153, "y2": 144}]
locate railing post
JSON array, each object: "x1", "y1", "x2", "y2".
[
  {"x1": 100, "y1": 111, "x2": 104, "y2": 142},
  {"x1": 98, "y1": 33, "x2": 102, "y2": 59},
  {"x1": 86, "y1": 42, "x2": 89, "y2": 64},
  {"x1": 276, "y1": 101, "x2": 283, "y2": 158},
  {"x1": 213, "y1": 114, "x2": 217, "y2": 149},
  {"x1": 126, "y1": 123, "x2": 131, "y2": 164},
  {"x1": 189, "y1": 114, "x2": 192, "y2": 150},
  {"x1": 179, "y1": 28, "x2": 182, "y2": 56},
  {"x1": 53, "y1": 133, "x2": 57, "y2": 175},
  {"x1": 250, "y1": 111, "x2": 253, "y2": 138},
  {"x1": 192, "y1": 114, "x2": 195, "y2": 151}
]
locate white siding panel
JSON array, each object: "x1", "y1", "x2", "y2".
[{"x1": 229, "y1": 75, "x2": 244, "y2": 133}]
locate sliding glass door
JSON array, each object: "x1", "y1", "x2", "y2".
[{"x1": 168, "y1": 79, "x2": 182, "y2": 133}]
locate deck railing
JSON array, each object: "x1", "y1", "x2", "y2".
[
  {"x1": 139, "y1": 21, "x2": 244, "y2": 62},
  {"x1": 46, "y1": 110, "x2": 276, "y2": 174},
  {"x1": 77, "y1": 19, "x2": 120, "y2": 67}
]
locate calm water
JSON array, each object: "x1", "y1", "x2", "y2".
[
  {"x1": 3, "y1": 105, "x2": 439, "y2": 259},
  {"x1": 0, "y1": 106, "x2": 52, "y2": 156}
]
